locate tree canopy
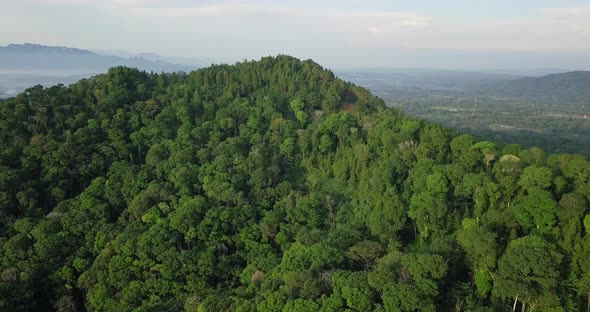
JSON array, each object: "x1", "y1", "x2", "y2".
[{"x1": 1, "y1": 56, "x2": 589, "y2": 311}]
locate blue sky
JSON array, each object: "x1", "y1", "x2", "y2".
[{"x1": 2, "y1": 0, "x2": 590, "y2": 70}]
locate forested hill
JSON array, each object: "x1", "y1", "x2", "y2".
[
  {"x1": 481, "y1": 71, "x2": 590, "y2": 100},
  {"x1": 1, "y1": 56, "x2": 589, "y2": 311}
]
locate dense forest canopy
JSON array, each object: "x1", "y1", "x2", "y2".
[{"x1": 0, "y1": 56, "x2": 589, "y2": 311}]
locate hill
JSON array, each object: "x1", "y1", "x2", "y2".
[
  {"x1": 0, "y1": 56, "x2": 589, "y2": 311},
  {"x1": 0, "y1": 43, "x2": 196, "y2": 98},
  {"x1": 481, "y1": 71, "x2": 590, "y2": 100}
]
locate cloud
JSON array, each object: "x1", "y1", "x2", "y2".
[
  {"x1": 128, "y1": 3, "x2": 590, "y2": 53},
  {"x1": 133, "y1": 3, "x2": 429, "y2": 34},
  {"x1": 2, "y1": 1, "x2": 590, "y2": 68},
  {"x1": 21, "y1": 0, "x2": 164, "y2": 7},
  {"x1": 351, "y1": 6, "x2": 590, "y2": 52},
  {"x1": 543, "y1": 6, "x2": 590, "y2": 19}
]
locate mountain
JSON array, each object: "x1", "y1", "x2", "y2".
[
  {"x1": 481, "y1": 71, "x2": 590, "y2": 100},
  {"x1": 0, "y1": 43, "x2": 197, "y2": 98},
  {"x1": 0, "y1": 43, "x2": 94, "y2": 56},
  {"x1": 0, "y1": 43, "x2": 195, "y2": 72},
  {"x1": 92, "y1": 49, "x2": 214, "y2": 68},
  {"x1": 0, "y1": 56, "x2": 589, "y2": 311},
  {"x1": 337, "y1": 68, "x2": 590, "y2": 100}
]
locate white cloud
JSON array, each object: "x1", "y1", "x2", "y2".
[
  {"x1": 351, "y1": 6, "x2": 590, "y2": 52},
  {"x1": 127, "y1": 3, "x2": 590, "y2": 53},
  {"x1": 543, "y1": 6, "x2": 590, "y2": 19},
  {"x1": 133, "y1": 4, "x2": 429, "y2": 35},
  {"x1": 41, "y1": 0, "x2": 159, "y2": 4}
]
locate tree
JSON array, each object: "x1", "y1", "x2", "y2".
[
  {"x1": 409, "y1": 192, "x2": 449, "y2": 239},
  {"x1": 518, "y1": 165, "x2": 553, "y2": 190},
  {"x1": 346, "y1": 240, "x2": 384, "y2": 270},
  {"x1": 494, "y1": 236, "x2": 562, "y2": 311},
  {"x1": 330, "y1": 271, "x2": 375, "y2": 311},
  {"x1": 557, "y1": 193, "x2": 587, "y2": 224},
  {"x1": 1, "y1": 55, "x2": 589, "y2": 311},
  {"x1": 374, "y1": 252, "x2": 446, "y2": 312},
  {"x1": 571, "y1": 217, "x2": 590, "y2": 312},
  {"x1": 514, "y1": 187, "x2": 557, "y2": 230},
  {"x1": 457, "y1": 219, "x2": 497, "y2": 298}
]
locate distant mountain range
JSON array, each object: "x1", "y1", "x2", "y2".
[
  {"x1": 337, "y1": 69, "x2": 522, "y2": 92},
  {"x1": 338, "y1": 68, "x2": 590, "y2": 103},
  {"x1": 1, "y1": 43, "x2": 95, "y2": 56},
  {"x1": 92, "y1": 49, "x2": 214, "y2": 67},
  {"x1": 480, "y1": 71, "x2": 590, "y2": 100},
  {"x1": 0, "y1": 43, "x2": 197, "y2": 72},
  {"x1": 2, "y1": 43, "x2": 590, "y2": 101},
  {"x1": 0, "y1": 43, "x2": 200, "y2": 98}
]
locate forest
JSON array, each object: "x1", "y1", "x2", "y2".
[{"x1": 0, "y1": 56, "x2": 589, "y2": 311}]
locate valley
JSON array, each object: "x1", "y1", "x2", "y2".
[{"x1": 339, "y1": 70, "x2": 590, "y2": 156}]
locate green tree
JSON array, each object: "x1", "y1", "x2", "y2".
[
  {"x1": 494, "y1": 236, "x2": 562, "y2": 311},
  {"x1": 514, "y1": 187, "x2": 557, "y2": 230}
]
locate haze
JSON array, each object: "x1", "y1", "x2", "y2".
[{"x1": 2, "y1": 0, "x2": 590, "y2": 70}]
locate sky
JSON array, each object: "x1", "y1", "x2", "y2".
[{"x1": 2, "y1": 0, "x2": 590, "y2": 70}]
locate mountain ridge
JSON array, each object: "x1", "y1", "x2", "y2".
[
  {"x1": 1, "y1": 43, "x2": 95, "y2": 55},
  {"x1": 0, "y1": 43, "x2": 198, "y2": 98}
]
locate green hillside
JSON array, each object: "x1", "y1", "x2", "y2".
[{"x1": 1, "y1": 56, "x2": 589, "y2": 311}]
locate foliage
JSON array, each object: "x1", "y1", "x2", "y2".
[{"x1": 1, "y1": 56, "x2": 589, "y2": 311}]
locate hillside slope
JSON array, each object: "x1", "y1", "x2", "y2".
[{"x1": 0, "y1": 56, "x2": 589, "y2": 311}]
